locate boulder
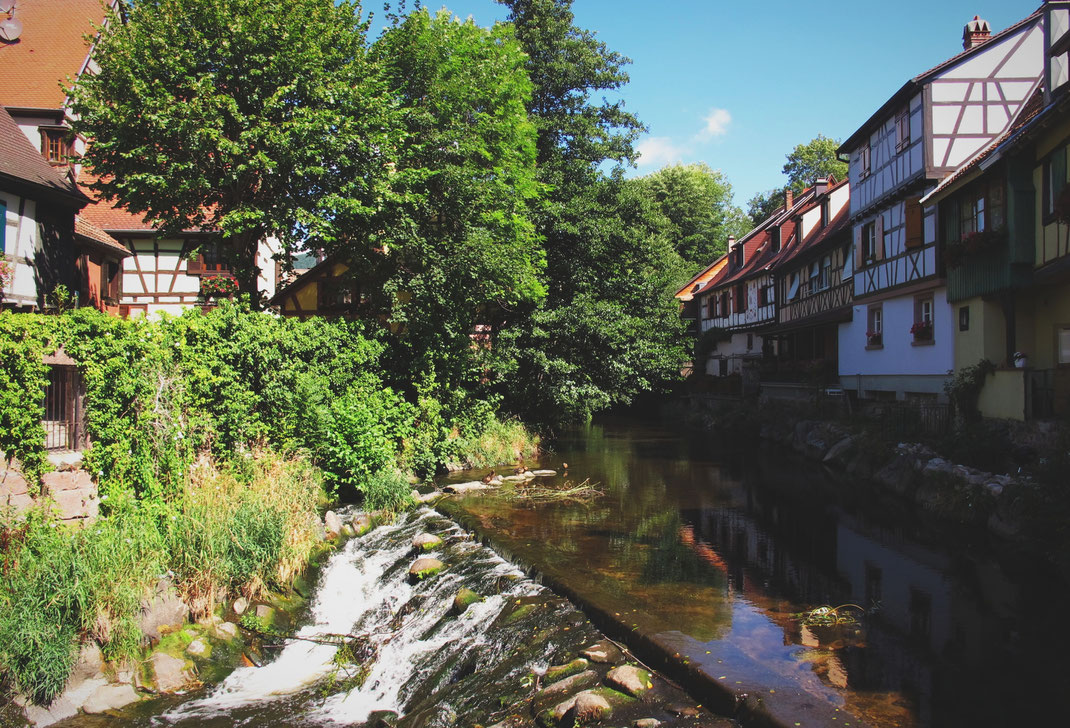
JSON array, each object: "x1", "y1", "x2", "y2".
[
  {"x1": 412, "y1": 533, "x2": 443, "y2": 552},
  {"x1": 536, "y1": 670, "x2": 599, "y2": 703},
  {"x1": 530, "y1": 469, "x2": 557, "y2": 476},
  {"x1": 545, "y1": 658, "x2": 589, "y2": 684},
  {"x1": 634, "y1": 721, "x2": 661, "y2": 728},
  {"x1": 581, "y1": 640, "x2": 623, "y2": 664},
  {"x1": 70, "y1": 643, "x2": 104, "y2": 682},
  {"x1": 255, "y1": 604, "x2": 276, "y2": 623},
  {"x1": 82, "y1": 684, "x2": 140, "y2": 714},
  {"x1": 215, "y1": 621, "x2": 239, "y2": 640},
  {"x1": 550, "y1": 689, "x2": 612, "y2": 725},
  {"x1": 148, "y1": 653, "x2": 192, "y2": 693},
  {"x1": 443, "y1": 480, "x2": 492, "y2": 494},
  {"x1": 324, "y1": 510, "x2": 343, "y2": 538},
  {"x1": 409, "y1": 557, "x2": 444, "y2": 581},
  {"x1": 605, "y1": 664, "x2": 652, "y2": 697},
  {"x1": 351, "y1": 513, "x2": 374, "y2": 536},
  {"x1": 452, "y1": 588, "x2": 482, "y2": 615},
  {"x1": 232, "y1": 597, "x2": 249, "y2": 616},
  {"x1": 187, "y1": 639, "x2": 209, "y2": 657},
  {"x1": 139, "y1": 580, "x2": 189, "y2": 642}
]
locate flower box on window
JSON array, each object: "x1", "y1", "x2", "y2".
[
  {"x1": 865, "y1": 330, "x2": 882, "y2": 347},
  {"x1": 200, "y1": 275, "x2": 238, "y2": 300},
  {"x1": 910, "y1": 321, "x2": 933, "y2": 341}
]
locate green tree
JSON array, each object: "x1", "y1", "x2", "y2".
[
  {"x1": 635, "y1": 163, "x2": 752, "y2": 270},
  {"x1": 365, "y1": 8, "x2": 544, "y2": 393},
  {"x1": 746, "y1": 135, "x2": 847, "y2": 225},
  {"x1": 783, "y1": 134, "x2": 848, "y2": 193},
  {"x1": 70, "y1": 0, "x2": 395, "y2": 304}
]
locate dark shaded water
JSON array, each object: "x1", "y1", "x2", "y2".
[{"x1": 438, "y1": 417, "x2": 1070, "y2": 728}]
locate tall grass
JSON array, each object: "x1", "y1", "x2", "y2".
[
  {"x1": 453, "y1": 416, "x2": 540, "y2": 469},
  {"x1": 0, "y1": 450, "x2": 326, "y2": 705}
]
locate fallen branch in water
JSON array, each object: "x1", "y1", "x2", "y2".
[{"x1": 502, "y1": 478, "x2": 603, "y2": 504}]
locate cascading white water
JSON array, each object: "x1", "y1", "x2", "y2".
[{"x1": 160, "y1": 509, "x2": 538, "y2": 725}]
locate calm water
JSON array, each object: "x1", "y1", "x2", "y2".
[{"x1": 438, "y1": 416, "x2": 1070, "y2": 728}]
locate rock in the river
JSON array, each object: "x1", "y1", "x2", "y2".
[
  {"x1": 444, "y1": 480, "x2": 492, "y2": 494},
  {"x1": 324, "y1": 510, "x2": 343, "y2": 538},
  {"x1": 412, "y1": 533, "x2": 443, "y2": 552},
  {"x1": 82, "y1": 684, "x2": 140, "y2": 714},
  {"x1": 545, "y1": 657, "x2": 589, "y2": 684},
  {"x1": 551, "y1": 689, "x2": 612, "y2": 725},
  {"x1": 352, "y1": 513, "x2": 374, "y2": 536},
  {"x1": 536, "y1": 670, "x2": 599, "y2": 704},
  {"x1": 634, "y1": 720, "x2": 661, "y2": 728},
  {"x1": 255, "y1": 604, "x2": 275, "y2": 622},
  {"x1": 215, "y1": 621, "x2": 239, "y2": 640},
  {"x1": 409, "y1": 556, "x2": 444, "y2": 581},
  {"x1": 149, "y1": 653, "x2": 192, "y2": 693},
  {"x1": 581, "y1": 640, "x2": 623, "y2": 664},
  {"x1": 187, "y1": 639, "x2": 209, "y2": 657},
  {"x1": 232, "y1": 596, "x2": 249, "y2": 615},
  {"x1": 452, "y1": 588, "x2": 482, "y2": 615},
  {"x1": 605, "y1": 664, "x2": 652, "y2": 697},
  {"x1": 531, "y1": 469, "x2": 557, "y2": 476}
]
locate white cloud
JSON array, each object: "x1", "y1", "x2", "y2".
[
  {"x1": 636, "y1": 136, "x2": 688, "y2": 168},
  {"x1": 699, "y1": 108, "x2": 732, "y2": 139}
]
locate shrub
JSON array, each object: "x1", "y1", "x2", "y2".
[{"x1": 359, "y1": 468, "x2": 414, "y2": 512}]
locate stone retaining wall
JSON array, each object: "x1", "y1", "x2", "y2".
[{"x1": 1, "y1": 452, "x2": 99, "y2": 523}]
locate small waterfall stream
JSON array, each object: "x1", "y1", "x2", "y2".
[{"x1": 156, "y1": 508, "x2": 545, "y2": 726}]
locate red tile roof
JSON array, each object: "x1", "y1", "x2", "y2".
[
  {"x1": 0, "y1": 0, "x2": 112, "y2": 110},
  {"x1": 75, "y1": 215, "x2": 129, "y2": 255},
  {"x1": 0, "y1": 106, "x2": 85, "y2": 201},
  {"x1": 77, "y1": 170, "x2": 158, "y2": 231}
]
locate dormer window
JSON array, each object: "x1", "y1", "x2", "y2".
[
  {"x1": 731, "y1": 243, "x2": 744, "y2": 270},
  {"x1": 770, "y1": 227, "x2": 781, "y2": 253},
  {"x1": 40, "y1": 127, "x2": 71, "y2": 165},
  {"x1": 821, "y1": 199, "x2": 830, "y2": 228}
]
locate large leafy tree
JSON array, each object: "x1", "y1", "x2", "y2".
[
  {"x1": 491, "y1": 0, "x2": 687, "y2": 422},
  {"x1": 635, "y1": 163, "x2": 752, "y2": 271},
  {"x1": 70, "y1": 0, "x2": 395, "y2": 304},
  {"x1": 366, "y1": 8, "x2": 544, "y2": 392},
  {"x1": 747, "y1": 135, "x2": 848, "y2": 225}
]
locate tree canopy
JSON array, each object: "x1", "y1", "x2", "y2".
[
  {"x1": 746, "y1": 135, "x2": 847, "y2": 225},
  {"x1": 70, "y1": 0, "x2": 395, "y2": 303},
  {"x1": 634, "y1": 163, "x2": 752, "y2": 271}
]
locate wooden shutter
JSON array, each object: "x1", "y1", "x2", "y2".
[
  {"x1": 874, "y1": 214, "x2": 885, "y2": 260},
  {"x1": 854, "y1": 225, "x2": 864, "y2": 267},
  {"x1": 905, "y1": 198, "x2": 923, "y2": 248}
]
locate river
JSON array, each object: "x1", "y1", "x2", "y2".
[
  {"x1": 437, "y1": 416, "x2": 1070, "y2": 728},
  {"x1": 55, "y1": 416, "x2": 1069, "y2": 727}
]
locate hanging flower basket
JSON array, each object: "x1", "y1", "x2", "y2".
[
  {"x1": 200, "y1": 275, "x2": 238, "y2": 299},
  {"x1": 910, "y1": 320, "x2": 933, "y2": 341}
]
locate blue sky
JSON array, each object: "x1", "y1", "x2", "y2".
[{"x1": 375, "y1": 1, "x2": 1038, "y2": 206}]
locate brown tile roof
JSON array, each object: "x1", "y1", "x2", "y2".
[
  {"x1": 77, "y1": 170, "x2": 158, "y2": 231},
  {"x1": 0, "y1": 0, "x2": 111, "y2": 110},
  {"x1": 0, "y1": 106, "x2": 85, "y2": 201},
  {"x1": 75, "y1": 214, "x2": 129, "y2": 255}
]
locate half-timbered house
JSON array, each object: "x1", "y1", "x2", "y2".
[
  {"x1": 2, "y1": 0, "x2": 279, "y2": 318},
  {"x1": 693, "y1": 189, "x2": 810, "y2": 378},
  {"x1": 921, "y1": 1, "x2": 1070, "y2": 419},
  {"x1": 837, "y1": 10, "x2": 1045, "y2": 401},
  {"x1": 765, "y1": 177, "x2": 852, "y2": 389}
]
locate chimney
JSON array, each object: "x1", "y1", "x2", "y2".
[
  {"x1": 727, "y1": 235, "x2": 736, "y2": 248},
  {"x1": 963, "y1": 15, "x2": 991, "y2": 50},
  {"x1": 784, "y1": 188, "x2": 794, "y2": 210},
  {"x1": 814, "y1": 177, "x2": 829, "y2": 196}
]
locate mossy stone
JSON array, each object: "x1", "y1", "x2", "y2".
[
  {"x1": 409, "y1": 556, "x2": 444, "y2": 581},
  {"x1": 452, "y1": 588, "x2": 482, "y2": 615},
  {"x1": 545, "y1": 657, "x2": 589, "y2": 684}
]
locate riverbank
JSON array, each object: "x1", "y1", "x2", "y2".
[
  {"x1": 677, "y1": 396, "x2": 1070, "y2": 570},
  {"x1": 0, "y1": 304, "x2": 540, "y2": 722}
]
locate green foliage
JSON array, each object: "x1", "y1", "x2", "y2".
[
  {"x1": 944, "y1": 359, "x2": 997, "y2": 421},
  {"x1": 783, "y1": 135, "x2": 848, "y2": 193},
  {"x1": 70, "y1": 0, "x2": 395, "y2": 300},
  {"x1": 358, "y1": 468, "x2": 414, "y2": 513},
  {"x1": 747, "y1": 188, "x2": 786, "y2": 226},
  {"x1": 0, "y1": 313, "x2": 50, "y2": 482},
  {"x1": 634, "y1": 163, "x2": 753, "y2": 269}
]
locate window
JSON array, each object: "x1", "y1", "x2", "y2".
[
  {"x1": 895, "y1": 108, "x2": 911, "y2": 151},
  {"x1": 860, "y1": 144, "x2": 872, "y2": 178},
  {"x1": 734, "y1": 283, "x2": 747, "y2": 312},
  {"x1": 719, "y1": 292, "x2": 728, "y2": 317},
  {"x1": 809, "y1": 261, "x2": 820, "y2": 294},
  {"x1": 821, "y1": 255, "x2": 832, "y2": 290},
  {"x1": 1058, "y1": 326, "x2": 1070, "y2": 365},
  {"x1": 913, "y1": 295, "x2": 934, "y2": 342},
  {"x1": 731, "y1": 243, "x2": 744, "y2": 270},
  {"x1": 865, "y1": 563, "x2": 883, "y2": 608},
  {"x1": 187, "y1": 241, "x2": 229, "y2": 276},
  {"x1": 319, "y1": 277, "x2": 357, "y2": 312},
  {"x1": 770, "y1": 227, "x2": 781, "y2": 253},
  {"x1": 959, "y1": 306, "x2": 970, "y2": 332},
  {"x1": 100, "y1": 261, "x2": 121, "y2": 303},
  {"x1": 863, "y1": 221, "x2": 877, "y2": 262},
  {"x1": 40, "y1": 128, "x2": 71, "y2": 164},
  {"x1": 1044, "y1": 144, "x2": 1069, "y2": 219},
  {"x1": 821, "y1": 199, "x2": 830, "y2": 228},
  {"x1": 787, "y1": 272, "x2": 800, "y2": 300},
  {"x1": 746, "y1": 333, "x2": 754, "y2": 350},
  {"x1": 867, "y1": 305, "x2": 883, "y2": 347},
  {"x1": 759, "y1": 278, "x2": 774, "y2": 306}
]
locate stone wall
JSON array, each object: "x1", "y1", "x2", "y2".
[{"x1": 1, "y1": 451, "x2": 99, "y2": 523}]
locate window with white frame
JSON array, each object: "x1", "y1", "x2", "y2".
[
  {"x1": 860, "y1": 144, "x2": 872, "y2": 178},
  {"x1": 867, "y1": 305, "x2": 883, "y2": 346},
  {"x1": 895, "y1": 108, "x2": 911, "y2": 151},
  {"x1": 863, "y1": 221, "x2": 877, "y2": 262}
]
